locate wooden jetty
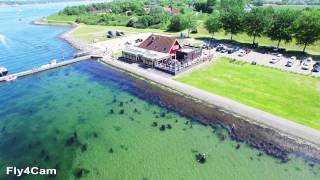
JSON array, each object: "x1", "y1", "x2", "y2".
[{"x1": 0, "y1": 55, "x2": 95, "y2": 82}]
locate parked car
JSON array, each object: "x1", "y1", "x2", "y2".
[
  {"x1": 313, "y1": 61, "x2": 320, "y2": 67},
  {"x1": 135, "y1": 38, "x2": 143, "y2": 43},
  {"x1": 125, "y1": 41, "x2": 132, "y2": 46},
  {"x1": 270, "y1": 54, "x2": 282, "y2": 64},
  {"x1": 312, "y1": 65, "x2": 320, "y2": 72},
  {"x1": 301, "y1": 57, "x2": 313, "y2": 70},
  {"x1": 202, "y1": 44, "x2": 209, "y2": 49},
  {"x1": 228, "y1": 47, "x2": 240, "y2": 54},
  {"x1": 285, "y1": 56, "x2": 296, "y2": 67},
  {"x1": 216, "y1": 46, "x2": 224, "y2": 52},
  {"x1": 238, "y1": 50, "x2": 246, "y2": 57},
  {"x1": 220, "y1": 48, "x2": 228, "y2": 53},
  {"x1": 273, "y1": 48, "x2": 286, "y2": 53},
  {"x1": 244, "y1": 48, "x2": 251, "y2": 54}
]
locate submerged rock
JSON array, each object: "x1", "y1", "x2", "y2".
[
  {"x1": 93, "y1": 132, "x2": 98, "y2": 138},
  {"x1": 65, "y1": 137, "x2": 77, "y2": 146},
  {"x1": 109, "y1": 109, "x2": 114, "y2": 114},
  {"x1": 217, "y1": 133, "x2": 225, "y2": 141},
  {"x1": 44, "y1": 155, "x2": 50, "y2": 162},
  {"x1": 195, "y1": 153, "x2": 206, "y2": 164},
  {"x1": 119, "y1": 109, "x2": 124, "y2": 114},
  {"x1": 167, "y1": 124, "x2": 172, "y2": 129},
  {"x1": 152, "y1": 122, "x2": 158, "y2": 127},
  {"x1": 159, "y1": 125, "x2": 166, "y2": 131},
  {"x1": 74, "y1": 131, "x2": 78, "y2": 139},
  {"x1": 119, "y1": 102, "x2": 124, "y2": 107},
  {"x1": 81, "y1": 144, "x2": 88, "y2": 152},
  {"x1": 235, "y1": 144, "x2": 241, "y2": 150},
  {"x1": 109, "y1": 148, "x2": 114, "y2": 153},
  {"x1": 160, "y1": 112, "x2": 166, "y2": 117},
  {"x1": 73, "y1": 168, "x2": 90, "y2": 179},
  {"x1": 134, "y1": 108, "x2": 138, "y2": 113}
]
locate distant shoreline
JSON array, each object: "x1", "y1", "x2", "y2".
[{"x1": 0, "y1": 0, "x2": 100, "y2": 6}]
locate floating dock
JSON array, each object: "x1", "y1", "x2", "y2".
[{"x1": 0, "y1": 55, "x2": 94, "y2": 82}]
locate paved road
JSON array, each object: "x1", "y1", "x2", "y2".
[{"x1": 102, "y1": 59, "x2": 320, "y2": 147}]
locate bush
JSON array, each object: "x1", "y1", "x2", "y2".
[{"x1": 168, "y1": 15, "x2": 188, "y2": 32}]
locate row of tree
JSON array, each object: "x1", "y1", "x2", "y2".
[{"x1": 205, "y1": 4, "x2": 320, "y2": 52}]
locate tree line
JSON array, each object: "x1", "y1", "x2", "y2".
[
  {"x1": 59, "y1": 0, "x2": 320, "y2": 52},
  {"x1": 205, "y1": 0, "x2": 320, "y2": 52}
]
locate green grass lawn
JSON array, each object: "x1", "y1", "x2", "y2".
[
  {"x1": 70, "y1": 24, "x2": 181, "y2": 43},
  {"x1": 46, "y1": 14, "x2": 77, "y2": 24},
  {"x1": 175, "y1": 57, "x2": 320, "y2": 130}
]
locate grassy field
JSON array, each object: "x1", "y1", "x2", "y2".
[
  {"x1": 175, "y1": 57, "x2": 320, "y2": 130},
  {"x1": 46, "y1": 14, "x2": 77, "y2": 24},
  {"x1": 70, "y1": 24, "x2": 181, "y2": 43}
]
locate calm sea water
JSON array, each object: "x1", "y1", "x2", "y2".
[
  {"x1": 0, "y1": 1, "x2": 102, "y2": 73},
  {"x1": 0, "y1": 2, "x2": 319, "y2": 180}
]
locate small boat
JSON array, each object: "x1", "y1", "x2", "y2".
[
  {"x1": 0, "y1": 66, "x2": 8, "y2": 77},
  {"x1": 5, "y1": 76, "x2": 17, "y2": 82}
]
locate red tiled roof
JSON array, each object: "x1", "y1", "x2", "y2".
[{"x1": 138, "y1": 34, "x2": 178, "y2": 54}]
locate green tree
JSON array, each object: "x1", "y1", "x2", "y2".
[
  {"x1": 204, "y1": 11, "x2": 222, "y2": 39},
  {"x1": 168, "y1": 15, "x2": 188, "y2": 32},
  {"x1": 206, "y1": 0, "x2": 217, "y2": 13},
  {"x1": 220, "y1": 0, "x2": 246, "y2": 40},
  {"x1": 293, "y1": 10, "x2": 320, "y2": 52},
  {"x1": 266, "y1": 9, "x2": 295, "y2": 48},
  {"x1": 244, "y1": 7, "x2": 273, "y2": 44},
  {"x1": 252, "y1": 0, "x2": 263, "y2": 6},
  {"x1": 185, "y1": 12, "x2": 197, "y2": 37}
]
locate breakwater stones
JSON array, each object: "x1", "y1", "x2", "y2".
[{"x1": 115, "y1": 74, "x2": 320, "y2": 164}]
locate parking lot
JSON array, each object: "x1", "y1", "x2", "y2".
[{"x1": 204, "y1": 43, "x2": 320, "y2": 78}]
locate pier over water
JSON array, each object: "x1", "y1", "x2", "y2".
[{"x1": 0, "y1": 55, "x2": 98, "y2": 82}]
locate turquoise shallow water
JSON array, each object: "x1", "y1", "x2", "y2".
[
  {"x1": 0, "y1": 61, "x2": 319, "y2": 180},
  {"x1": 0, "y1": 1, "x2": 319, "y2": 180}
]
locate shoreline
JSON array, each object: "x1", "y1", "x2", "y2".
[
  {"x1": 100, "y1": 58, "x2": 320, "y2": 163},
  {"x1": 32, "y1": 19, "x2": 90, "y2": 51},
  {"x1": 33, "y1": 19, "x2": 320, "y2": 163}
]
